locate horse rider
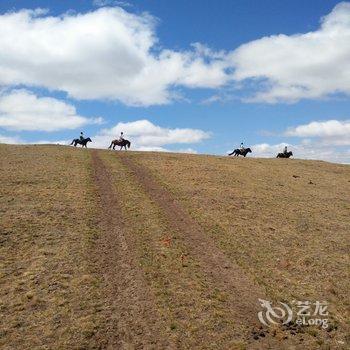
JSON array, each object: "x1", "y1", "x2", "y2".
[
  {"x1": 240, "y1": 142, "x2": 245, "y2": 152},
  {"x1": 119, "y1": 132, "x2": 125, "y2": 142},
  {"x1": 283, "y1": 145, "x2": 288, "y2": 155},
  {"x1": 80, "y1": 131, "x2": 84, "y2": 141}
]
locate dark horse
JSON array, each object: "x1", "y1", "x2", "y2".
[
  {"x1": 277, "y1": 151, "x2": 293, "y2": 158},
  {"x1": 108, "y1": 139, "x2": 131, "y2": 150},
  {"x1": 70, "y1": 137, "x2": 92, "y2": 148},
  {"x1": 228, "y1": 148, "x2": 252, "y2": 157}
]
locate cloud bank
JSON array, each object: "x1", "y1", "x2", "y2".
[
  {"x1": 0, "y1": 3, "x2": 349, "y2": 105},
  {"x1": 230, "y1": 2, "x2": 350, "y2": 103},
  {"x1": 93, "y1": 119, "x2": 211, "y2": 151},
  {"x1": 285, "y1": 119, "x2": 350, "y2": 145},
  {"x1": 0, "y1": 90, "x2": 102, "y2": 131},
  {"x1": 0, "y1": 7, "x2": 229, "y2": 106}
]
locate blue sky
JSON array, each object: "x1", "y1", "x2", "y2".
[{"x1": 0, "y1": 0, "x2": 349, "y2": 162}]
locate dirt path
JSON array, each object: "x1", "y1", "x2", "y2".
[
  {"x1": 91, "y1": 151, "x2": 172, "y2": 349},
  {"x1": 118, "y1": 155, "x2": 267, "y2": 332}
]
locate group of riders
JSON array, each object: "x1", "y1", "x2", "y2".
[
  {"x1": 79, "y1": 131, "x2": 124, "y2": 142},
  {"x1": 228, "y1": 142, "x2": 292, "y2": 158},
  {"x1": 71, "y1": 131, "x2": 129, "y2": 149},
  {"x1": 72, "y1": 132, "x2": 293, "y2": 158}
]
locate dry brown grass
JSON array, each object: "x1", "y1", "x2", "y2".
[
  {"x1": 132, "y1": 152, "x2": 350, "y2": 345},
  {"x1": 0, "y1": 145, "x2": 102, "y2": 349},
  {"x1": 1, "y1": 145, "x2": 349, "y2": 349},
  {"x1": 99, "y1": 151, "x2": 245, "y2": 349}
]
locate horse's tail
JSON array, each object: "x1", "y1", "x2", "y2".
[
  {"x1": 70, "y1": 139, "x2": 75, "y2": 145},
  {"x1": 108, "y1": 141, "x2": 113, "y2": 149},
  {"x1": 127, "y1": 141, "x2": 131, "y2": 149}
]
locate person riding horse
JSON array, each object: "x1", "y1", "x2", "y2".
[
  {"x1": 277, "y1": 146, "x2": 293, "y2": 158},
  {"x1": 70, "y1": 132, "x2": 92, "y2": 147},
  {"x1": 277, "y1": 149, "x2": 293, "y2": 158},
  {"x1": 108, "y1": 134, "x2": 131, "y2": 150},
  {"x1": 228, "y1": 143, "x2": 252, "y2": 157}
]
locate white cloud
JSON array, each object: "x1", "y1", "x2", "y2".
[
  {"x1": 176, "y1": 148, "x2": 198, "y2": 154},
  {"x1": 0, "y1": 7, "x2": 230, "y2": 106},
  {"x1": 92, "y1": 119, "x2": 210, "y2": 150},
  {"x1": 251, "y1": 142, "x2": 289, "y2": 157},
  {"x1": 230, "y1": 2, "x2": 350, "y2": 103},
  {"x1": 31, "y1": 139, "x2": 71, "y2": 145},
  {"x1": 0, "y1": 4, "x2": 349, "y2": 106},
  {"x1": 285, "y1": 119, "x2": 350, "y2": 145},
  {"x1": 285, "y1": 119, "x2": 350, "y2": 137},
  {"x1": 0, "y1": 90, "x2": 102, "y2": 131},
  {"x1": 0, "y1": 134, "x2": 22, "y2": 144},
  {"x1": 132, "y1": 146, "x2": 197, "y2": 153}
]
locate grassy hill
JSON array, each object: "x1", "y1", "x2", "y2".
[{"x1": 1, "y1": 144, "x2": 349, "y2": 349}]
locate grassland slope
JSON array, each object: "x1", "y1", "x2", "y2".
[{"x1": 0, "y1": 144, "x2": 349, "y2": 349}]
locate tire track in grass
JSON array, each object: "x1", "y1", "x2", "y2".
[
  {"x1": 100, "y1": 151, "x2": 251, "y2": 348},
  {"x1": 119, "y1": 154, "x2": 266, "y2": 326},
  {"x1": 95, "y1": 151, "x2": 307, "y2": 349},
  {"x1": 91, "y1": 151, "x2": 173, "y2": 349},
  {"x1": 117, "y1": 154, "x2": 311, "y2": 349}
]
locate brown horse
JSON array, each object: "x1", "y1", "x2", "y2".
[{"x1": 108, "y1": 139, "x2": 131, "y2": 150}]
